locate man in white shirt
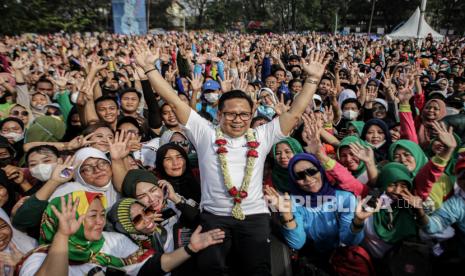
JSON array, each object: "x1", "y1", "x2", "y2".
[{"x1": 135, "y1": 47, "x2": 328, "y2": 275}]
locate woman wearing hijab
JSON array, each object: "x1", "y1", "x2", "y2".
[
  {"x1": 346, "y1": 121, "x2": 365, "y2": 137},
  {"x1": 337, "y1": 136, "x2": 377, "y2": 185},
  {"x1": 265, "y1": 153, "x2": 373, "y2": 271},
  {"x1": 362, "y1": 163, "x2": 419, "y2": 259},
  {"x1": 19, "y1": 191, "x2": 224, "y2": 276},
  {"x1": 271, "y1": 137, "x2": 303, "y2": 193},
  {"x1": 361, "y1": 118, "x2": 392, "y2": 163},
  {"x1": 0, "y1": 208, "x2": 38, "y2": 274},
  {"x1": 12, "y1": 147, "x2": 119, "y2": 234},
  {"x1": 155, "y1": 143, "x2": 201, "y2": 203},
  {"x1": 415, "y1": 98, "x2": 447, "y2": 149}
]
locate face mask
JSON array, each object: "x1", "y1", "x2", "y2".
[
  {"x1": 367, "y1": 140, "x2": 386, "y2": 149},
  {"x1": 342, "y1": 110, "x2": 358, "y2": 120},
  {"x1": 70, "y1": 92, "x2": 79, "y2": 104},
  {"x1": 30, "y1": 163, "x2": 56, "y2": 182},
  {"x1": 258, "y1": 105, "x2": 276, "y2": 119},
  {"x1": 204, "y1": 93, "x2": 219, "y2": 103},
  {"x1": 291, "y1": 71, "x2": 301, "y2": 79},
  {"x1": 2, "y1": 132, "x2": 24, "y2": 142}
]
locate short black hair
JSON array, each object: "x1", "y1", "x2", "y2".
[
  {"x1": 34, "y1": 77, "x2": 53, "y2": 89},
  {"x1": 251, "y1": 115, "x2": 271, "y2": 126},
  {"x1": 26, "y1": 145, "x2": 59, "y2": 164},
  {"x1": 117, "y1": 116, "x2": 143, "y2": 136},
  {"x1": 95, "y1": 95, "x2": 119, "y2": 107},
  {"x1": 120, "y1": 88, "x2": 141, "y2": 99},
  {"x1": 218, "y1": 90, "x2": 254, "y2": 111},
  {"x1": 82, "y1": 122, "x2": 114, "y2": 136},
  {"x1": 341, "y1": 98, "x2": 361, "y2": 110},
  {"x1": 0, "y1": 117, "x2": 25, "y2": 131}
]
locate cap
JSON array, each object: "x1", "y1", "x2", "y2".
[{"x1": 202, "y1": 80, "x2": 221, "y2": 91}]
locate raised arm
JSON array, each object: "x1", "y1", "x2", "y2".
[
  {"x1": 279, "y1": 51, "x2": 328, "y2": 136},
  {"x1": 134, "y1": 46, "x2": 191, "y2": 125}
]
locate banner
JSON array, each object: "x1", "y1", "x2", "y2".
[{"x1": 112, "y1": 0, "x2": 147, "y2": 35}]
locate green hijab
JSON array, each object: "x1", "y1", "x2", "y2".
[
  {"x1": 337, "y1": 136, "x2": 367, "y2": 178},
  {"x1": 373, "y1": 163, "x2": 417, "y2": 244},
  {"x1": 388, "y1": 140, "x2": 428, "y2": 176},
  {"x1": 25, "y1": 116, "x2": 66, "y2": 143},
  {"x1": 40, "y1": 191, "x2": 129, "y2": 267},
  {"x1": 272, "y1": 138, "x2": 303, "y2": 193},
  {"x1": 122, "y1": 169, "x2": 159, "y2": 198},
  {"x1": 346, "y1": 121, "x2": 365, "y2": 137}
]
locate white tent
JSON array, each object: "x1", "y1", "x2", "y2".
[{"x1": 386, "y1": 7, "x2": 444, "y2": 41}]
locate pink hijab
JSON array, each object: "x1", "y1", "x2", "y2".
[{"x1": 415, "y1": 99, "x2": 447, "y2": 149}]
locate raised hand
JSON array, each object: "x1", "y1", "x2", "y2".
[
  {"x1": 323, "y1": 106, "x2": 334, "y2": 124},
  {"x1": 67, "y1": 133, "x2": 95, "y2": 151},
  {"x1": 397, "y1": 87, "x2": 413, "y2": 104},
  {"x1": 302, "y1": 113, "x2": 322, "y2": 154},
  {"x1": 301, "y1": 50, "x2": 330, "y2": 80},
  {"x1": 355, "y1": 197, "x2": 381, "y2": 222},
  {"x1": 219, "y1": 70, "x2": 233, "y2": 93},
  {"x1": 0, "y1": 243, "x2": 24, "y2": 268},
  {"x1": 108, "y1": 129, "x2": 131, "y2": 160},
  {"x1": 264, "y1": 186, "x2": 292, "y2": 214},
  {"x1": 349, "y1": 142, "x2": 375, "y2": 165},
  {"x1": 399, "y1": 189, "x2": 423, "y2": 209},
  {"x1": 188, "y1": 73, "x2": 203, "y2": 92},
  {"x1": 134, "y1": 45, "x2": 159, "y2": 70},
  {"x1": 51, "y1": 195, "x2": 85, "y2": 237},
  {"x1": 188, "y1": 226, "x2": 225, "y2": 253},
  {"x1": 52, "y1": 71, "x2": 70, "y2": 90},
  {"x1": 2, "y1": 166, "x2": 25, "y2": 186},
  {"x1": 431, "y1": 121, "x2": 457, "y2": 149},
  {"x1": 49, "y1": 155, "x2": 76, "y2": 185},
  {"x1": 275, "y1": 94, "x2": 291, "y2": 116}
]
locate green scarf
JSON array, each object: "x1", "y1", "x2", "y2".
[
  {"x1": 337, "y1": 136, "x2": 367, "y2": 178},
  {"x1": 40, "y1": 191, "x2": 127, "y2": 267},
  {"x1": 271, "y1": 138, "x2": 303, "y2": 193},
  {"x1": 388, "y1": 140, "x2": 428, "y2": 176},
  {"x1": 346, "y1": 121, "x2": 365, "y2": 137},
  {"x1": 373, "y1": 162, "x2": 417, "y2": 243}
]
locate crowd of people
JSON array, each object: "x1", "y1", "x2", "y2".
[{"x1": 0, "y1": 31, "x2": 464, "y2": 275}]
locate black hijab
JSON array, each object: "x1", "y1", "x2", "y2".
[{"x1": 155, "y1": 143, "x2": 200, "y2": 202}]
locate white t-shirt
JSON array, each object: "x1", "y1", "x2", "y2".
[
  {"x1": 19, "y1": 232, "x2": 147, "y2": 276},
  {"x1": 184, "y1": 109, "x2": 286, "y2": 216}
]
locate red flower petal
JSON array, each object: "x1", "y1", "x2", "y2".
[
  {"x1": 247, "y1": 149, "x2": 259, "y2": 158},
  {"x1": 239, "y1": 191, "x2": 248, "y2": 198},
  {"x1": 247, "y1": 141, "x2": 260, "y2": 148},
  {"x1": 234, "y1": 197, "x2": 242, "y2": 203},
  {"x1": 217, "y1": 147, "x2": 228, "y2": 154},
  {"x1": 228, "y1": 187, "x2": 239, "y2": 197},
  {"x1": 215, "y1": 139, "x2": 227, "y2": 146}
]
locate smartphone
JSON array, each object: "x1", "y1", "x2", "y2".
[{"x1": 363, "y1": 188, "x2": 381, "y2": 212}]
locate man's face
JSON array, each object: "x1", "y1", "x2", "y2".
[
  {"x1": 217, "y1": 98, "x2": 252, "y2": 138},
  {"x1": 265, "y1": 76, "x2": 278, "y2": 92},
  {"x1": 121, "y1": 92, "x2": 140, "y2": 114},
  {"x1": 36, "y1": 81, "x2": 54, "y2": 98},
  {"x1": 31, "y1": 94, "x2": 48, "y2": 109},
  {"x1": 454, "y1": 80, "x2": 465, "y2": 93},
  {"x1": 161, "y1": 104, "x2": 178, "y2": 128},
  {"x1": 96, "y1": 100, "x2": 118, "y2": 124}
]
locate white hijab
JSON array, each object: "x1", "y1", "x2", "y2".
[
  {"x1": 49, "y1": 148, "x2": 120, "y2": 207},
  {"x1": 338, "y1": 89, "x2": 357, "y2": 108}
]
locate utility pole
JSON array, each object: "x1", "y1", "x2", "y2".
[
  {"x1": 334, "y1": 10, "x2": 338, "y2": 34},
  {"x1": 417, "y1": 0, "x2": 427, "y2": 39},
  {"x1": 368, "y1": 0, "x2": 376, "y2": 35}
]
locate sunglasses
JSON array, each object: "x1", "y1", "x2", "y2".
[
  {"x1": 132, "y1": 206, "x2": 157, "y2": 227},
  {"x1": 295, "y1": 168, "x2": 319, "y2": 180},
  {"x1": 11, "y1": 110, "x2": 29, "y2": 116}
]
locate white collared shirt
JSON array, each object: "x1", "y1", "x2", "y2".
[{"x1": 184, "y1": 110, "x2": 286, "y2": 216}]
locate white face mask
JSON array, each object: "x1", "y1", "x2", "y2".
[
  {"x1": 2, "y1": 132, "x2": 24, "y2": 142},
  {"x1": 342, "y1": 110, "x2": 358, "y2": 120},
  {"x1": 30, "y1": 163, "x2": 56, "y2": 182},
  {"x1": 204, "y1": 93, "x2": 219, "y2": 103},
  {"x1": 70, "y1": 92, "x2": 79, "y2": 104},
  {"x1": 34, "y1": 104, "x2": 45, "y2": 111}
]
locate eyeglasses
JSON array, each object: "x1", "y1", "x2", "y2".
[
  {"x1": 46, "y1": 111, "x2": 61, "y2": 116},
  {"x1": 172, "y1": 140, "x2": 189, "y2": 147},
  {"x1": 131, "y1": 206, "x2": 156, "y2": 227},
  {"x1": 295, "y1": 168, "x2": 319, "y2": 180},
  {"x1": 222, "y1": 112, "x2": 252, "y2": 121},
  {"x1": 80, "y1": 160, "x2": 110, "y2": 175},
  {"x1": 11, "y1": 110, "x2": 29, "y2": 116}
]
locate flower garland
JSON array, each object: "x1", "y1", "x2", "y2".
[{"x1": 215, "y1": 128, "x2": 259, "y2": 220}]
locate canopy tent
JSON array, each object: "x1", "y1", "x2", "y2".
[{"x1": 386, "y1": 7, "x2": 443, "y2": 41}]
